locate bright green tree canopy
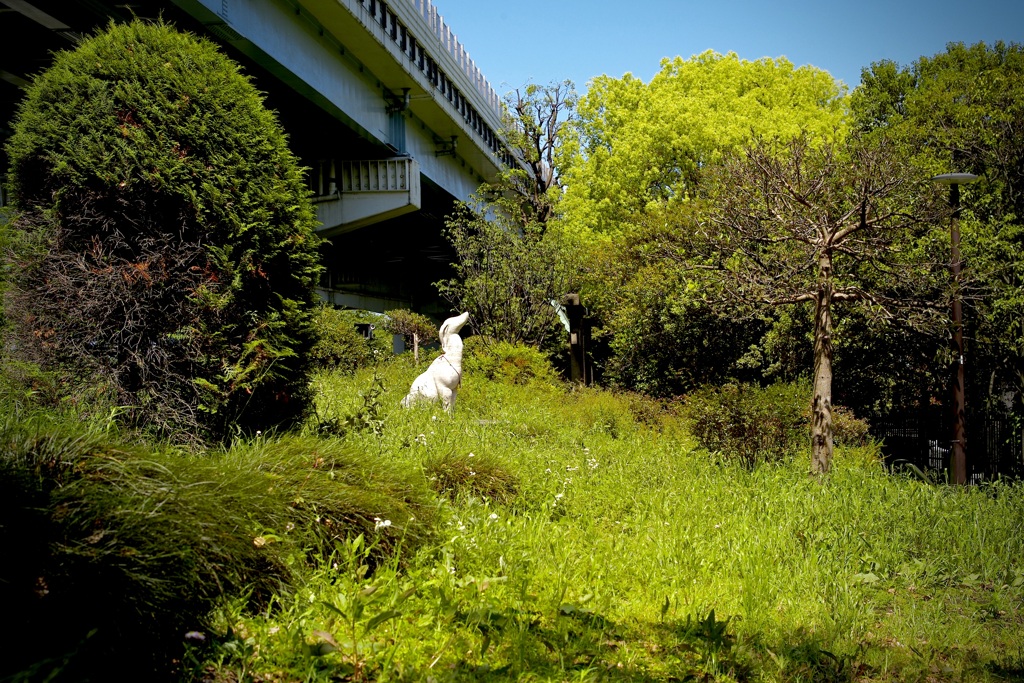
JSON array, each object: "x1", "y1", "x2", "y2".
[{"x1": 559, "y1": 51, "x2": 848, "y2": 239}]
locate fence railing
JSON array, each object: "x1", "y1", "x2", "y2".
[
  {"x1": 338, "y1": 158, "x2": 413, "y2": 193},
  {"x1": 355, "y1": 0, "x2": 517, "y2": 168},
  {"x1": 310, "y1": 158, "x2": 415, "y2": 199},
  {"x1": 874, "y1": 407, "x2": 1023, "y2": 481},
  {"x1": 411, "y1": 0, "x2": 501, "y2": 117}
]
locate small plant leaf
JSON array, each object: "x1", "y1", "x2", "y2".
[
  {"x1": 320, "y1": 600, "x2": 347, "y2": 618},
  {"x1": 364, "y1": 609, "x2": 402, "y2": 633},
  {"x1": 853, "y1": 572, "x2": 880, "y2": 584}
]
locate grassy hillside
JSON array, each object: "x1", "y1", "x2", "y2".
[
  {"x1": 194, "y1": 358, "x2": 1024, "y2": 682},
  {"x1": 2, "y1": 351, "x2": 1021, "y2": 681}
]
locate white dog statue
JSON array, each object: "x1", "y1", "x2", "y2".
[{"x1": 400, "y1": 311, "x2": 470, "y2": 412}]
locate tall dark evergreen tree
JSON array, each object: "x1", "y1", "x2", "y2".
[{"x1": 5, "y1": 20, "x2": 322, "y2": 440}]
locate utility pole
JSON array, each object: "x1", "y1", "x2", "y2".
[{"x1": 932, "y1": 172, "x2": 978, "y2": 485}]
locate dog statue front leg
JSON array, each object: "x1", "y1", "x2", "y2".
[{"x1": 437, "y1": 385, "x2": 456, "y2": 413}]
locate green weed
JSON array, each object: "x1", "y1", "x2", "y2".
[{"x1": 202, "y1": 360, "x2": 1024, "y2": 682}]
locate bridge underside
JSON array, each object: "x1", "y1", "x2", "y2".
[
  {"x1": 239, "y1": 52, "x2": 460, "y2": 318},
  {"x1": 0, "y1": 0, "x2": 488, "y2": 319}
]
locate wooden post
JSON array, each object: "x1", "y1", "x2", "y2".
[{"x1": 565, "y1": 293, "x2": 587, "y2": 384}]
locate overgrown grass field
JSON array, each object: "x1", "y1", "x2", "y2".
[
  {"x1": 193, "y1": 358, "x2": 1024, "y2": 682},
  {"x1": 3, "y1": 351, "x2": 1021, "y2": 681}
]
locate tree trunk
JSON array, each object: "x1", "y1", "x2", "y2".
[{"x1": 811, "y1": 252, "x2": 835, "y2": 474}]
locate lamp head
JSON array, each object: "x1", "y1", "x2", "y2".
[{"x1": 931, "y1": 173, "x2": 979, "y2": 185}]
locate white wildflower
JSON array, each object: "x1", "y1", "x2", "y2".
[{"x1": 374, "y1": 517, "x2": 392, "y2": 531}]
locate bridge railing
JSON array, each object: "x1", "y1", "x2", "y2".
[
  {"x1": 340, "y1": 158, "x2": 415, "y2": 193},
  {"x1": 310, "y1": 158, "x2": 416, "y2": 200},
  {"x1": 412, "y1": 0, "x2": 501, "y2": 118},
  {"x1": 356, "y1": 0, "x2": 518, "y2": 169}
]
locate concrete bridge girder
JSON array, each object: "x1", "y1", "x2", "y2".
[{"x1": 176, "y1": 0, "x2": 503, "y2": 207}]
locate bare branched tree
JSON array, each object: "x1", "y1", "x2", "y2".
[
  {"x1": 689, "y1": 133, "x2": 947, "y2": 472},
  {"x1": 487, "y1": 81, "x2": 577, "y2": 226}
]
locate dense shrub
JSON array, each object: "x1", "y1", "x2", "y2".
[
  {"x1": 4, "y1": 20, "x2": 322, "y2": 441},
  {"x1": 681, "y1": 382, "x2": 872, "y2": 466},
  {"x1": 310, "y1": 306, "x2": 383, "y2": 373},
  {"x1": 463, "y1": 337, "x2": 559, "y2": 385},
  {"x1": 832, "y1": 403, "x2": 872, "y2": 446},
  {"x1": 0, "y1": 414, "x2": 434, "y2": 680},
  {"x1": 682, "y1": 383, "x2": 808, "y2": 466}
]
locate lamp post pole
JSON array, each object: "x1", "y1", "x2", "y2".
[{"x1": 932, "y1": 172, "x2": 978, "y2": 485}]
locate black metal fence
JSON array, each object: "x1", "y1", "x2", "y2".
[{"x1": 874, "y1": 407, "x2": 1024, "y2": 481}]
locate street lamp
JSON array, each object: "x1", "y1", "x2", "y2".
[{"x1": 932, "y1": 172, "x2": 978, "y2": 485}]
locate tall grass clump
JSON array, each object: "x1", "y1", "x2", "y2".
[
  {"x1": 215, "y1": 363, "x2": 1024, "y2": 682},
  {"x1": 0, "y1": 411, "x2": 436, "y2": 681}
]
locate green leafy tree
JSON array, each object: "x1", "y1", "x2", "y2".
[
  {"x1": 560, "y1": 51, "x2": 848, "y2": 239},
  {"x1": 4, "y1": 20, "x2": 322, "y2": 441},
  {"x1": 691, "y1": 133, "x2": 944, "y2": 473},
  {"x1": 438, "y1": 200, "x2": 578, "y2": 348},
  {"x1": 597, "y1": 206, "x2": 770, "y2": 396},
  {"x1": 559, "y1": 53, "x2": 847, "y2": 389},
  {"x1": 852, "y1": 42, "x2": 1024, "y2": 415},
  {"x1": 439, "y1": 82, "x2": 581, "y2": 348}
]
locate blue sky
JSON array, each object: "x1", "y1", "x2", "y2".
[{"x1": 430, "y1": 0, "x2": 1024, "y2": 96}]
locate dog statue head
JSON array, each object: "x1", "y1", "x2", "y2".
[{"x1": 438, "y1": 312, "x2": 470, "y2": 355}]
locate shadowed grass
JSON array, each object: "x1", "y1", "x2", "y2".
[{"x1": 0, "y1": 412, "x2": 436, "y2": 681}]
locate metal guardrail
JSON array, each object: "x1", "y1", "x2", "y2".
[
  {"x1": 876, "y1": 407, "x2": 1024, "y2": 481},
  {"x1": 412, "y1": 0, "x2": 501, "y2": 118},
  {"x1": 339, "y1": 158, "x2": 413, "y2": 192},
  {"x1": 310, "y1": 158, "x2": 415, "y2": 199},
  {"x1": 356, "y1": 0, "x2": 517, "y2": 168}
]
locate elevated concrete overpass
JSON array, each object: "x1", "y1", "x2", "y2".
[{"x1": 0, "y1": 0, "x2": 514, "y2": 315}]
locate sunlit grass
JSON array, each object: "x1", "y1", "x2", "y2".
[{"x1": 201, "y1": 359, "x2": 1024, "y2": 682}]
